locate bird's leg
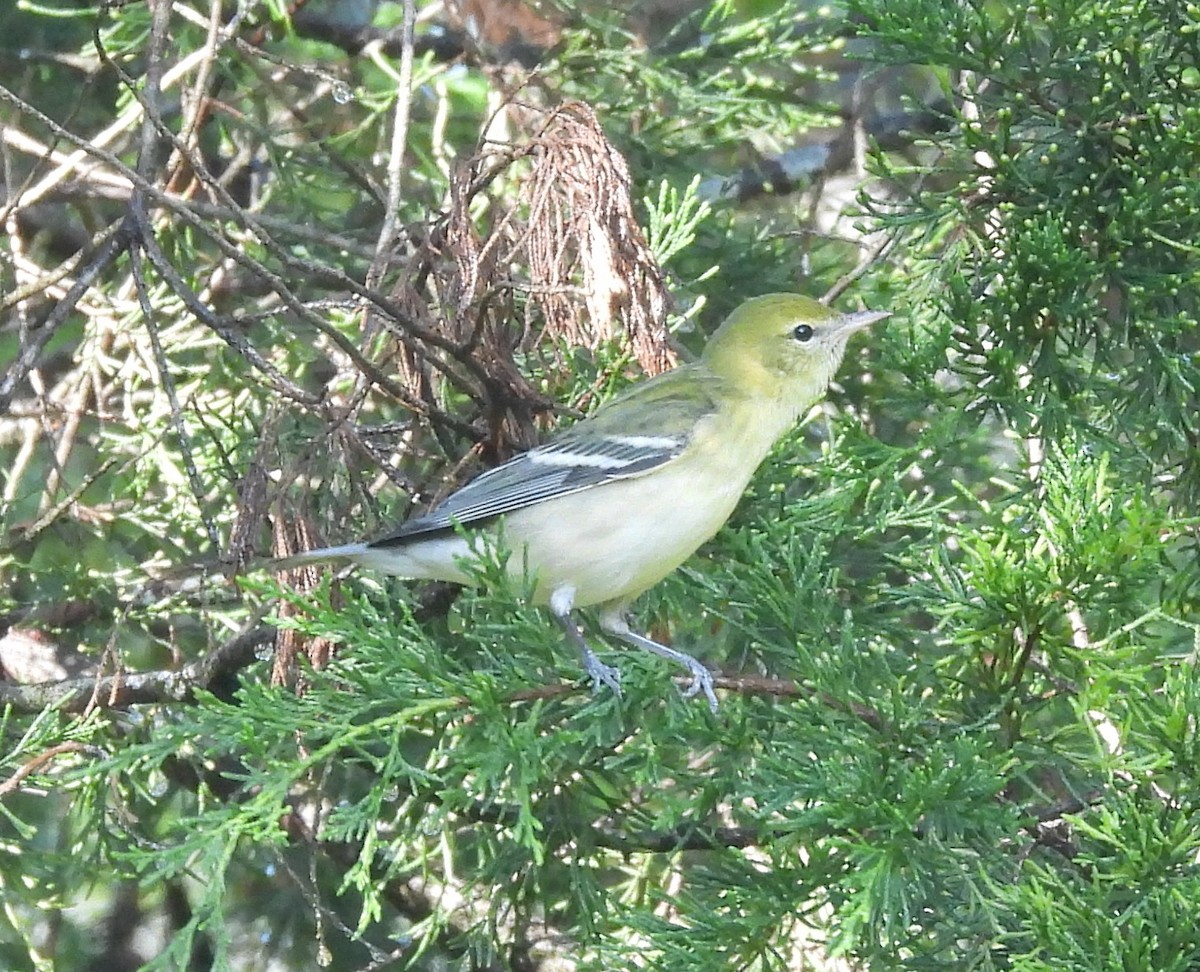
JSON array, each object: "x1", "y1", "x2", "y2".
[
  {"x1": 599, "y1": 608, "x2": 719, "y2": 712},
  {"x1": 550, "y1": 588, "x2": 622, "y2": 698}
]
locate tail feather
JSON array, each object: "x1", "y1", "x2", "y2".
[
  {"x1": 259, "y1": 534, "x2": 475, "y2": 585},
  {"x1": 264, "y1": 543, "x2": 371, "y2": 573}
]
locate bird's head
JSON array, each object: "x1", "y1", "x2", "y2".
[{"x1": 701, "y1": 293, "x2": 888, "y2": 402}]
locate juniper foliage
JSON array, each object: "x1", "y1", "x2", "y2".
[{"x1": 1, "y1": 1, "x2": 1198, "y2": 971}]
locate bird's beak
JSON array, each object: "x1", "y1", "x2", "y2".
[{"x1": 839, "y1": 309, "x2": 891, "y2": 332}]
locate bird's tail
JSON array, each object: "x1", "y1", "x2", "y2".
[{"x1": 262, "y1": 543, "x2": 371, "y2": 574}]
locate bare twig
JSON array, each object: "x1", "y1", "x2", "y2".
[
  {"x1": 365, "y1": 0, "x2": 416, "y2": 292},
  {"x1": 822, "y1": 229, "x2": 899, "y2": 305},
  {"x1": 0, "y1": 225, "x2": 132, "y2": 412},
  {"x1": 0, "y1": 742, "x2": 99, "y2": 798},
  {"x1": 0, "y1": 622, "x2": 272, "y2": 714},
  {"x1": 19, "y1": 456, "x2": 120, "y2": 543}
]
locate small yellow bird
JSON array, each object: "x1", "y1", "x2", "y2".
[{"x1": 278, "y1": 294, "x2": 887, "y2": 709}]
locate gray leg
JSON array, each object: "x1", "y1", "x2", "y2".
[
  {"x1": 550, "y1": 591, "x2": 622, "y2": 698},
  {"x1": 599, "y1": 609, "x2": 718, "y2": 712}
]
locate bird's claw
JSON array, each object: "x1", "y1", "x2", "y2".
[
  {"x1": 681, "y1": 662, "x2": 719, "y2": 713},
  {"x1": 582, "y1": 649, "x2": 622, "y2": 698}
]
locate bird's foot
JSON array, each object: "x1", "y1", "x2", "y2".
[
  {"x1": 596, "y1": 609, "x2": 720, "y2": 712},
  {"x1": 679, "y1": 659, "x2": 719, "y2": 713},
  {"x1": 581, "y1": 646, "x2": 622, "y2": 698},
  {"x1": 552, "y1": 598, "x2": 622, "y2": 700}
]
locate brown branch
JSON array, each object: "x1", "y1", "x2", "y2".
[
  {"x1": 0, "y1": 217, "x2": 124, "y2": 313},
  {"x1": 0, "y1": 224, "x2": 132, "y2": 412},
  {"x1": 0, "y1": 622, "x2": 272, "y2": 714},
  {"x1": 129, "y1": 237, "x2": 222, "y2": 547},
  {"x1": 0, "y1": 82, "x2": 479, "y2": 432},
  {"x1": 711, "y1": 672, "x2": 890, "y2": 732},
  {"x1": 591, "y1": 819, "x2": 766, "y2": 853},
  {"x1": 823, "y1": 229, "x2": 899, "y2": 305},
  {"x1": 18, "y1": 455, "x2": 121, "y2": 543},
  {"x1": 507, "y1": 672, "x2": 888, "y2": 732},
  {"x1": 0, "y1": 741, "x2": 98, "y2": 798}
]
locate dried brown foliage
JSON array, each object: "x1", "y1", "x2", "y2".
[
  {"x1": 2, "y1": 21, "x2": 672, "y2": 679},
  {"x1": 388, "y1": 99, "x2": 674, "y2": 454},
  {"x1": 262, "y1": 100, "x2": 674, "y2": 548}
]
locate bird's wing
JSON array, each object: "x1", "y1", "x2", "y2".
[{"x1": 370, "y1": 365, "x2": 722, "y2": 546}]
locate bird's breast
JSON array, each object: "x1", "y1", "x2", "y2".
[{"x1": 505, "y1": 436, "x2": 764, "y2": 608}]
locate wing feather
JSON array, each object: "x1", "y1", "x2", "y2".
[{"x1": 370, "y1": 366, "x2": 722, "y2": 548}]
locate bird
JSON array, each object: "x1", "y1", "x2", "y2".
[{"x1": 273, "y1": 293, "x2": 888, "y2": 710}]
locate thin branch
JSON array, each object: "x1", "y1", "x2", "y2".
[
  {"x1": 0, "y1": 742, "x2": 100, "y2": 798},
  {"x1": 507, "y1": 672, "x2": 889, "y2": 732},
  {"x1": 0, "y1": 225, "x2": 132, "y2": 412},
  {"x1": 9, "y1": 45, "x2": 214, "y2": 211},
  {"x1": 0, "y1": 621, "x2": 271, "y2": 714},
  {"x1": 125, "y1": 208, "x2": 320, "y2": 407},
  {"x1": 18, "y1": 455, "x2": 120, "y2": 543},
  {"x1": 365, "y1": 0, "x2": 416, "y2": 292},
  {"x1": 823, "y1": 229, "x2": 899, "y2": 305},
  {"x1": 129, "y1": 229, "x2": 222, "y2": 547},
  {"x1": 0, "y1": 220, "x2": 119, "y2": 312},
  {"x1": 0, "y1": 80, "x2": 506, "y2": 430}
]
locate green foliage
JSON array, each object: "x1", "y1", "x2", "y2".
[
  {"x1": 2, "y1": 0, "x2": 1199, "y2": 970},
  {"x1": 855, "y1": 0, "x2": 1200, "y2": 499}
]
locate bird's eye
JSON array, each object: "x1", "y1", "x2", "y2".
[{"x1": 792, "y1": 323, "x2": 814, "y2": 342}]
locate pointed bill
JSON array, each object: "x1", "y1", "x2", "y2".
[{"x1": 838, "y1": 309, "x2": 891, "y2": 333}]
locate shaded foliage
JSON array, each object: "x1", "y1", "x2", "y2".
[{"x1": 1, "y1": 1, "x2": 1198, "y2": 971}]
